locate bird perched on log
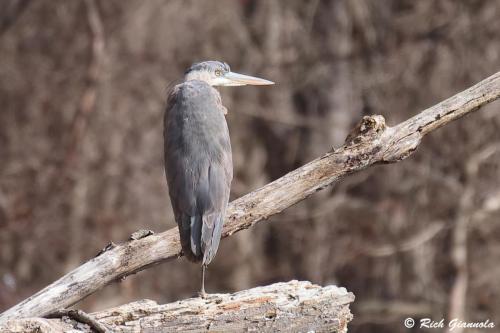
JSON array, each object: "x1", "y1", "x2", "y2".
[{"x1": 164, "y1": 61, "x2": 274, "y2": 297}]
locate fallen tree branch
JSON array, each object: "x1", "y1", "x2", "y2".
[
  {"x1": 1, "y1": 71, "x2": 499, "y2": 322},
  {"x1": 0, "y1": 281, "x2": 354, "y2": 333}
]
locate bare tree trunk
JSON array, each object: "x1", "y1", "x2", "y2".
[
  {"x1": 0, "y1": 281, "x2": 354, "y2": 333},
  {"x1": 0, "y1": 71, "x2": 499, "y2": 323}
]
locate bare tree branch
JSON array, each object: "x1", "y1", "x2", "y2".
[
  {"x1": 363, "y1": 221, "x2": 447, "y2": 257},
  {"x1": 0, "y1": 281, "x2": 354, "y2": 333},
  {"x1": 447, "y1": 142, "x2": 500, "y2": 330},
  {"x1": 0, "y1": 71, "x2": 499, "y2": 322},
  {"x1": 0, "y1": 0, "x2": 32, "y2": 37},
  {"x1": 63, "y1": 0, "x2": 105, "y2": 169}
]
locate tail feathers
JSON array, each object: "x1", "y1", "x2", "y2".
[
  {"x1": 178, "y1": 213, "x2": 224, "y2": 264},
  {"x1": 179, "y1": 214, "x2": 203, "y2": 262},
  {"x1": 190, "y1": 215, "x2": 202, "y2": 257},
  {"x1": 201, "y1": 213, "x2": 224, "y2": 265}
]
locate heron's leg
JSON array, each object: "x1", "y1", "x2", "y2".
[{"x1": 199, "y1": 265, "x2": 207, "y2": 298}]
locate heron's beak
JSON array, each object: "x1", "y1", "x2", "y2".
[{"x1": 216, "y1": 72, "x2": 275, "y2": 86}]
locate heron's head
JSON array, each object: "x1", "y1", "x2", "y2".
[{"x1": 185, "y1": 61, "x2": 274, "y2": 87}]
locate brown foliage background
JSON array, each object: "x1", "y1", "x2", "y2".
[{"x1": 1, "y1": 1, "x2": 500, "y2": 331}]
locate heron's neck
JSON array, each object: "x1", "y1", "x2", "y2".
[{"x1": 185, "y1": 71, "x2": 214, "y2": 85}]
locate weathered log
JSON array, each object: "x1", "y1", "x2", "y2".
[
  {"x1": 1, "y1": 71, "x2": 500, "y2": 322},
  {"x1": 0, "y1": 281, "x2": 354, "y2": 333}
]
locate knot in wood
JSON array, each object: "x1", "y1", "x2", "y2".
[
  {"x1": 129, "y1": 229, "x2": 154, "y2": 241},
  {"x1": 344, "y1": 115, "x2": 386, "y2": 146}
]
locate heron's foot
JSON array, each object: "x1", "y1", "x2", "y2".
[
  {"x1": 198, "y1": 289, "x2": 208, "y2": 299},
  {"x1": 46, "y1": 309, "x2": 111, "y2": 333}
]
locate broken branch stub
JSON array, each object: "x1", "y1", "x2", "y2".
[{"x1": 0, "y1": 71, "x2": 499, "y2": 322}]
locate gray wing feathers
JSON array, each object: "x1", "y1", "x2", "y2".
[
  {"x1": 164, "y1": 81, "x2": 232, "y2": 264},
  {"x1": 190, "y1": 215, "x2": 202, "y2": 256},
  {"x1": 199, "y1": 162, "x2": 230, "y2": 264},
  {"x1": 201, "y1": 212, "x2": 224, "y2": 264}
]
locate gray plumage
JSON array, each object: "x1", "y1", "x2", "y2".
[
  {"x1": 163, "y1": 60, "x2": 273, "y2": 295},
  {"x1": 164, "y1": 79, "x2": 232, "y2": 265}
]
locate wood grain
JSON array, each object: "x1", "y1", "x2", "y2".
[
  {"x1": 1, "y1": 281, "x2": 354, "y2": 333},
  {"x1": 1, "y1": 71, "x2": 499, "y2": 322}
]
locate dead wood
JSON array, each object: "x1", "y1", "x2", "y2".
[
  {"x1": 0, "y1": 281, "x2": 354, "y2": 333},
  {"x1": 0, "y1": 71, "x2": 499, "y2": 323}
]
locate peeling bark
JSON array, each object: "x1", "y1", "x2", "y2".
[
  {"x1": 0, "y1": 71, "x2": 499, "y2": 322},
  {"x1": 0, "y1": 281, "x2": 354, "y2": 333}
]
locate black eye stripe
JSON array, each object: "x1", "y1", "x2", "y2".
[{"x1": 185, "y1": 61, "x2": 230, "y2": 75}]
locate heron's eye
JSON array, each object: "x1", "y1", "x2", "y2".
[{"x1": 215, "y1": 70, "x2": 222, "y2": 76}]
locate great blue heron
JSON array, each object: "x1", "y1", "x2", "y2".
[{"x1": 164, "y1": 61, "x2": 274, "y2": 296}]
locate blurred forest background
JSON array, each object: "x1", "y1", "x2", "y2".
[{"x1": 1, "y1": 1, "x2": 500, "y2": 332}]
